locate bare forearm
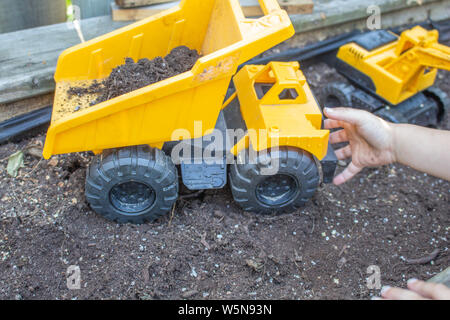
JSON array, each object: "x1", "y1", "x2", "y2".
[{"x1": 391, "y1": 123, "x2": 450, "y2": 181}]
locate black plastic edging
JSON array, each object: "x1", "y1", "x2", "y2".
[{"x1": 0, "y1": 106, "x2": 52, "y2": 144}]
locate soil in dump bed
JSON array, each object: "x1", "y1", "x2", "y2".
[{"x1": 67, "y1": 46, "x2": 200, "y2": 106}]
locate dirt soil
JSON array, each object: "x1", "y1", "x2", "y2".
[
  {"x1": 0, "y1": 62, "x2": 449, "y2": 300},
  {"x1": 67, "y1": 46, "x2": 200, "y2": 106}
]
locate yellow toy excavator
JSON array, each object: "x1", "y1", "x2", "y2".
[{"x1": 323, "y1": 26, "x2": 450, "y2": 126}]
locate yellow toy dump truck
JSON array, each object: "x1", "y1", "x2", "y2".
[
  {"x1": 43, "y1": 0, "x2": 337, "y2": 224},
  {"x1": 323, "y1": 26, "x2": 450, "y2": 127}
]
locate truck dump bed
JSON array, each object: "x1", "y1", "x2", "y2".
[{"x1": 43, "y1": 0, "x2": 294, "y2": 159}]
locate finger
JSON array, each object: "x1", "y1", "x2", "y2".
[
  {"x1": 324, "y1": 107, "x2": 371, "y2": 126},
  {"x1": 324, "y1": 119, "x2": 343, "y2": 130},
  {"x1": 407, "y1": 279, "x2": 450, "y2": 300},
  {"x1": 329, "y1": 129, "x2": 348, "y2": 144},
  {"x1": 323, "y1": 107, "x2": 337, "y2": 119},
  {"x1": 335, "y1": 145, "x2": 352, "y2": 160},
  {"x1": 333, "y1": 161, "x2": 362, "y2": 185},
  {"x1": 381, "y1": 286, "x2": 428, "y2": 300}
]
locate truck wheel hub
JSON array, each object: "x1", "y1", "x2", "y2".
[
  {"x1": 110, "y1": 181, "x2": 155, "y2": 214},
  {"x1": 256, "y1": 174, "x2": 298, "y2": 206}
]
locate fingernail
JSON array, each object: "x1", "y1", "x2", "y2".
[
  {"x1": 371, "y1": 297, "x2": 382, "y2": 300},
  {"x1": 380, "y1": 286, "x2": 391, "y2": 295},
  {"x1": 407, "y1": 278, "x2": 418, "y2": 285},
  {"x1": 324, "y1": 107, "x2": 333, "y2": 114}
]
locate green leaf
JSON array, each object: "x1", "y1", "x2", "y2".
[{"x1": 6, "y1": 151, "x2": 24, "y2": 177}]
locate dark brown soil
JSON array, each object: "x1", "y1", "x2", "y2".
[
  {"x1": 0, "y1": 62, "x2": 448, "y2": 300},
  {"x1": 67, "y1": 46, "x2": 200, "y2": 106}
]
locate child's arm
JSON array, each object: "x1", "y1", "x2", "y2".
[
  {"x1": 324, "y1": 107, "x2": 450, "y2": 185},
  {"x1": 392, "y1": 123, "x2": 450, "y2": 181}
]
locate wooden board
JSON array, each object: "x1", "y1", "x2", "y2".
[
  {"x1": 112, "y1": 0, "x2": 314, "y2": 21},
  {"x1": 0, "y1": 94, "x2": 53, "y2": 123},
  {"x1": 72, "y1": 0, "x2": 112, "y2": 19},
  {"x1": 0, "y1": 16, "x2": 130, "y2": 105},
  {"x1": 111, "y1": 2, "x2": 176, "y2": 20},
  {"x1": 115, "y1": 0, "x2": 176, "y2": 8},
  {"x1": 245, "y1": 0, "x2": 314, "y2": 16},
  {"x1": 0, "y1": 0, "x2": 66, "y2": 34}
]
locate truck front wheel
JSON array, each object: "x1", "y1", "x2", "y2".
[
  {"x1": 85, "y1": 146, "x2": 179, "y2": 224},
  {"x1": 229, "y1": 147, "x2": 319, "y2": 214}
]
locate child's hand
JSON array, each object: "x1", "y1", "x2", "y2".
[
  {"x1": 324, "y1": 107, "x2": 396, "y2": 185},
  {"x1": 376, "y1": 279, "x2": 450, "y2": 300}
]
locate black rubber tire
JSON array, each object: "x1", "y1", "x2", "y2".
[
  {"x1": 322, "y1": 83, "x2": 354, "y2": 108},
  {"x1": 424, "y1": 86, "x2": 450, "y2": 123},
  {"x1": 229, "y1": 147, "x2": 320, "y2": 214},
  {"x1": 85, "y1": 146, "x2": 179, "y2": 224}
]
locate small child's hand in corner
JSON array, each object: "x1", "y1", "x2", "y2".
[
  {"x1": 376, "y1": 279, "x2": 450, "y2": 300},
  {"x1": 324, "y1": 107, "x2": 396, "y2": 185}
]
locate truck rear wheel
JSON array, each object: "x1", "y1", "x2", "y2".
[
  {"x1": 85, "y1": 146, "x2": 178, "y2": 224},
  {"x1": 229, "y1": 147, "x2": 319, "y2": 214}
]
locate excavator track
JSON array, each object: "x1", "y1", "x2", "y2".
[{"x1": 322, "y1": 81, "x2": 447, "y2": 127}]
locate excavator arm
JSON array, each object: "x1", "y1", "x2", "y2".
[
  {"x1": 415, "y1": 43, "x2": 450, "y2": 71},
  {"x1": 385, "y1": 43, "x2": 450, "y2": 81},
  {"x1": 383, "y1": 27, "x2": 450, "y2": 95}
]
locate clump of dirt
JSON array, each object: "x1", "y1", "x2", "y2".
[
  {"x1": 68, "y1": 46, "x2": 200, "y2": 106},
  {"x1": 67, "y1": 80, "x2": 103, "y2": 99}
]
